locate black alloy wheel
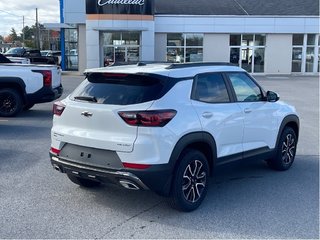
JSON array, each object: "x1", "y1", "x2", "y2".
[
  {"x1": 268, "y1": 127, "x2": 297, "y2": 171},
  {"x1": 170, "y1": 149, "x2": 209, "y2": 212},
  {"x1": 182, "y1": 159, "x2": 207, "y2": 203},
  {"x1": 0, "y1": 88, "x2": 23, "y2": 117}
]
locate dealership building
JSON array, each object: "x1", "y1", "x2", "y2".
[{"x1": 57, "y1": 0, "x2": 320, "y2": 74}]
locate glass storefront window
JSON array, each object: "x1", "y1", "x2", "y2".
[
  {"x1": 230, "y1": 34, "x2": 265, "y2": 73},
  {"x1": 292, "y1": 47, "x2": 302, "y2": 72},
  {"x1": 230, "y1": 35, "x2": 241, "y2": 46},
  {"x1": 253, "y1": 48, "x2": 265, "y2": 73},
  {"x1": 230, "y1": 48, "x2": 240, "y2": 65},
  {"x1": 305, "y1": 47, "x2": 315, "y2": 72},
  {"x1": 242, "y1": 35, "x2": 254, "y2": 46},
  {"x1": 167, "y1": 33, "x2": 184, "y2": 47},
  {"x1": 292, "y1": 34, "x2": 320, "y2": 73},
  {"x1": 65, "y1": 28, "x2": 78, "y2": 71},
  {"x1": 167, "y1": 48, "x2": 184, "y2": 63},
  {"x1": 104, "y1": 46, "x2": 114, "y2": 66},
  {"x1": 318, "y1": 47, "x2": 320, "y2": 72},
  {"x1": 241, "y1": 47, "x2": 253, "y2": 72},
  {"x1": 186, "y1": 48, "x2": 203, "y2": 62},
  {"x1": 186, "y1": 34, "x2": 203, "y2": 46},
  {"x1": 103, "y1": 33, "x2": 113, "y2": 45},
  {"x1": 102, "y1": 32, "x2": 140, "y2": 65},
  {"x1": 318, "y1": 37, "x2": 320, "y2": 72},
  {"x1": 166, "y1": 33, "x2": 203, "y2": 63},
  {"x1": 255, "y1": 35, "x2": 266, "y2": 46},
  {"x1": 293, "y1": 34, "x2": 304, "y2": 45},
  {"x1": 127, "y1": 47, "x2": 139, "y2": 62},
  {"x1": 65, "y1": 29, "x2": 78, "y2": 42},
  {"x1": 307, "y1": 34, "x2": 316, "y2": 45},
  {"x1": 122, "y1": 32, "x2": 140, "y2": 45}
]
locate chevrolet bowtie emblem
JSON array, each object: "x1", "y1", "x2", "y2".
[{"x1": 81, "y1": 111, "x2": 93, "y2": 117}]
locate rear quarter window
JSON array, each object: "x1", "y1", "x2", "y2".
[{"x1": 70, "y1": 73, "x2": 169, "y2": 105}]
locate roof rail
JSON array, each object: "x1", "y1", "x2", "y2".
[
  {"x1": 136, "y1": 61, "x2": 171, "y2": 66},
  {"x1": 166, "y1": 62, "x2": 235, "y2": 69},
  {"x1": 107, "y1": 61, "x2": 170, "y2": 67},
  {"x1": 108, "y1": 61, "x2": 236, "y2": 68}
]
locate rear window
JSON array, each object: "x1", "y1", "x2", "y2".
[{"x1": 70, "y1": 73, "x2": 168, "y2": 105}]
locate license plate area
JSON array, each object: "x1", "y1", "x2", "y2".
[{"x1": 59, "y1": 144, "x2": 123, "y2": 169}]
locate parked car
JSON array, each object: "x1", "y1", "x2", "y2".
[
  {"x1": 0, "y1": 52, "x2": 30, "y2": 64},
  {"x1": 49, "y1": 62, "x2": 299, "y2": 211},
  {"x1": 40, "y1": 50, "x2": 51, "y2": 56},
  {"x1": 44, "y1": 50, "x2": 62, "y2": 66},
  {"x1": 0, "y1": 53, "x2": 63, "y2": 117},
  {"x1": 4, "y1": 47, "x2": 58, "y2": 65}
]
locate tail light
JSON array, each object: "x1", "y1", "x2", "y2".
[
  {"x1": 50, "y1": 147, "x2": 61, "y2": 155},
  {"x1": 53, "y1": 101, "x2": 65, "y2": 116},
  {"x1": 118, "y1": 110, "x2": 177, "y2": 127},
  {"x1": 32, "y1": 70, "x2": 52, "y2": 87}
]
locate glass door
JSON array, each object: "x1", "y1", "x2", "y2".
[{"x1": 241, "y1": 47, "x2": 253, "y2": 72}]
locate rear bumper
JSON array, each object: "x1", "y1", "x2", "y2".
[
  {"x1": 26, "y1": 85, "x2": 63, "y2": 104},
  {"x1": 50, "y1": 152, "x2": 173, "y2": 196}
]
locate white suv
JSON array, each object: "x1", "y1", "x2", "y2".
[{"x1": 50, "y1": 62, "x2": 299, "y2": 211}]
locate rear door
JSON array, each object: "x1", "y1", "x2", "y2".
[{"x1": 191, "y1": 72, "x2": 244, "y2": 159}]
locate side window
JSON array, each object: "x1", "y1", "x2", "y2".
[
  {"x1": 227, "y1": 72, "x2": 263, "y2": 102},
  {"x1": 193, "y1": 73, "x2": 230, "y2": 103}
]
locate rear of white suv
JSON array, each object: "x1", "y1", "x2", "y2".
[{"x1": 50, "y1": 63, "x2": 299, "y2": 211}]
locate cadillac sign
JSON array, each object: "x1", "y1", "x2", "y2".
[
  {"x1": 86, "y1": 0, "x2": 154, "y2": 15},
  {"x1": 98, "y1": 0, "x2": 145, "y2": 6}
]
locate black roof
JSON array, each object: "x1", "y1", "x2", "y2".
[{"x1": 154, "y1": 0, "x2": 319, "y2": 16}]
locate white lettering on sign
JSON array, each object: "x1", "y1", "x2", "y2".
[{"x1": 98, "y1": 0, "x2": 145, "y2": 6}]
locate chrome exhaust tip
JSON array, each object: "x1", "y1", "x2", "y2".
[
  {"x1": 119, "y1": 180, "x2": 140, "y2": 190},
  {"x1": 53, "y1": 164, "x2": 62, "y2": 173}
]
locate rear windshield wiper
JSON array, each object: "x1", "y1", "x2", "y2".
[{"x1": 74, "y1": 96, "x2": 97, "y2": 103}]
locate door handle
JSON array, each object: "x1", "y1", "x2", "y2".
[
  {"x1": 244, "y1": 108, "x2": 252, "y2": 114},
  {"x1": 202, "y1": 112, "x2": 213, "y2": 118}
]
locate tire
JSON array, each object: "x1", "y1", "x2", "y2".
[
  {"x1": 23, "y1": 103, "x2": 35, "y2": 111},
  {"x1": 267, "y1": 127, "x2": 297, "y2": 171},
  {"x1": 0, "y1": 88, "x2": 23, "y2": 117},
  {"x1": 170, "y1": 149, "x2": 209, "y2": 212},
  {"x1": 67, "y1": 174, "x2": 101, "y2": 188}
]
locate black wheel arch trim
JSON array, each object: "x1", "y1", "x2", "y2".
[
  {"x1": 168, "y1": 131, "x2": 217, "y2": 175},
  {"x1": 276, "y1": 114, "x2": 300, "y2": 149},
  {"x1": 0, "y1": 77, "x2": 27, "y2": 100}
]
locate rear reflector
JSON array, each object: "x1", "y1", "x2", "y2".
[
  {"x1": 118, "y1": 110, "x2": 177, "y2": 127},
  {"x1": 53, "y1": 101, "x2": 65, "y2": 116},
  {"x1": 123, "y1": 162, "x2": 151, "y2": 170},
  {"x1": 50, "y1": 147, "x2": 60, "y2": 155}
]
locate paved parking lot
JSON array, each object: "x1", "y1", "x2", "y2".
[{"x1": 0, "y1": 74, "x2": 319, "y2": 239}]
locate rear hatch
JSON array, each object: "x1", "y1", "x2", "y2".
[{"x1": 53, "y1": 72, "x2": 168, "y2": 152}]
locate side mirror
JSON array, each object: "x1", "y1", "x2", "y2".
[{"x1": 267, "y1": 91, "x2": 280, "y2": 102}]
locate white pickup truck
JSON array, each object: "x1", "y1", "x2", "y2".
[{"x1": 0, "y1": 53, "x2": 63, "y2": 117}]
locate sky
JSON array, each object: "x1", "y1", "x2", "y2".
[{"x1": 0, "y1": 0, "x2": 60, "y2": 37}]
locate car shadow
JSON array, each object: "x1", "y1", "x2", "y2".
[{"x1": 70, "y1": 155, "x2": 319, "y2": 239}]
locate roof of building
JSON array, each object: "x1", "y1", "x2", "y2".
[{"x1": 154, "y1": 0, "x2": 319, "y2": 16}]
